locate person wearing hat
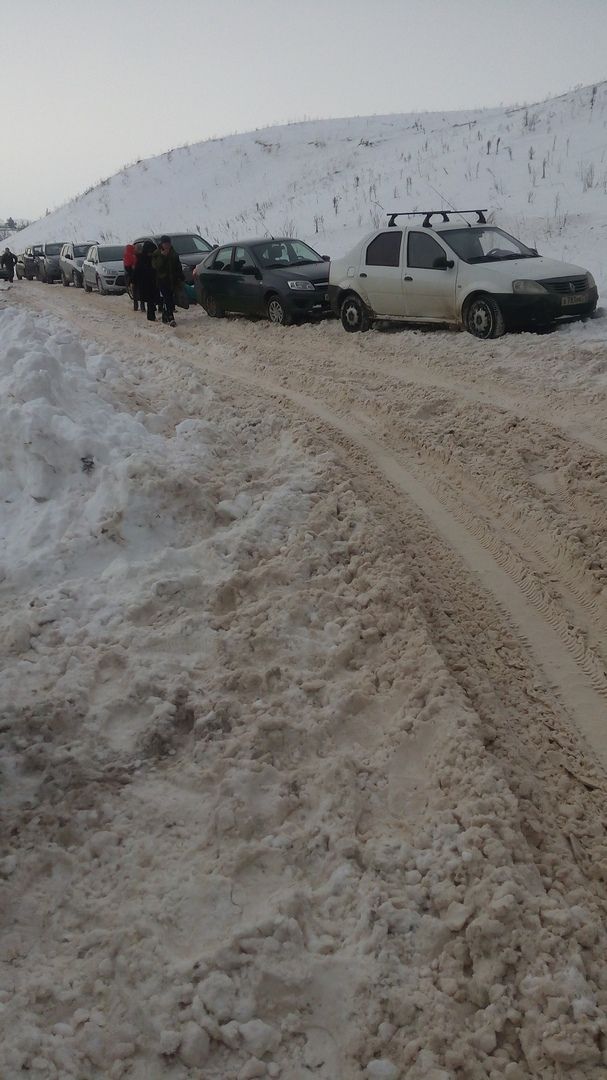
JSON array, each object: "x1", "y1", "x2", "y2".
[{"x1": 152, "y1": 235, "x2": 183, "y2": 326}]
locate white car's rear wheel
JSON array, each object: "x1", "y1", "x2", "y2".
[
  {"x1": 465, "y1": 295, "x2": 505, "y2": 339},
  {"x1": 341, "y1": 293, "x2": 370, "y2": 333}
]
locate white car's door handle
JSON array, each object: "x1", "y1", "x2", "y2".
[
  {"x1": 359, "y1": 272, "x2": 367, "y2": 278},
  {"x1": 404, "y1": 275, "x2": 413, "y2": 281}
]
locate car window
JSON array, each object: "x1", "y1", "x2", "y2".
[
  {"x1": 171, "y1": 235, "x2": 211, "y2": 255},
  {"x1": 98, "y1": 246, "x2": 124, "y2": 262},
  {"x1": 438, "y1": 226, "x2": 536, "y2": 263},
  {"x1": 212, "y1": 245, "x2": 233, "y2": 271},
  {"x1": 365, "y1": 231, "x2": 402, "y2": 267},
  {"x1": 233, "y1": 247, "x2": 256, "y2": 273},
  {"x1": 288, "y1": 239, "x2": 322, "y2": 263},
  {"x1": 407, "y1": 232, "x2": 447, "y2": 269}
]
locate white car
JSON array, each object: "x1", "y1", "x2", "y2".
[
  {"x1": 59, "y1": 242, "x2": 98, "y2": 288},
  {"x1": 329, "y1": 211, "x2": 598, "y2": 338},
  {"x1": 81, "y1": 244, "x2": 127, "y2": 295}
]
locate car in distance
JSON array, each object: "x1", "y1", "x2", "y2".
[
  {"x1": 17, "y1": 246, "x2": 43, "y2": 280},
  {"x1": 329, "y1": 210, "x2": 598, "y2": 338},
  {"x1": 60, "y1": 242, "x2": 98, "y2": 287},
  {"x1": 131, "y1": 233, "x2": 213, "y2": 286},
  {"x1": 34, "y1": 242, "x2": 65, "y2": 283},
  {"x1": 194, "y1": 237, "x2": 331, "y2": 324},
  {"x1": 81, "y1": 244, "x2": 127, "y2": 294}
]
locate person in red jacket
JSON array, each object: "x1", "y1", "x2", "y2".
[{"x1": 124, "y1": 243, "x2": 145, "y2": 312}]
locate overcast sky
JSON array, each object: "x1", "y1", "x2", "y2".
[{"x1": 4, "y1": 0, "x2": 607, "y2": 220}]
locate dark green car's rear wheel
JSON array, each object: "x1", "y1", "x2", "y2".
[{"x1": 203, "y1": 292, "x2": 225, "y2": 318}]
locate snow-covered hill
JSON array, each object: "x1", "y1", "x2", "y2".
[{"x1": 10, "y1": 82, "x2": 607, "y2": 284}]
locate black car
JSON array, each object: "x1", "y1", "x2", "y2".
[
  {"x1": 131, "y1": 232, "x2": 213, "y2": 286},
  {"x1": 34, "y1": 242, "x2": 65, "y2": 283},
  {"x1": 194, "y1": 237, "x2": 331, "y2": 324},
  {"x1": 16, "y1": 245, "x2": 43, "y2": 280}
]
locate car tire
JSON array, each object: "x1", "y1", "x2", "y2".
[
  {"x1": 97, "y1": 275, "x2": 106, "y2": 295},
  {"x1": 84, "y1": 278, "x2": 92, "y2": 293},
  {"x1": 340, "y1": 293, "x2": 370, "y2": 333},
  {"x1": 267, "y1": 294, "x2": 293, "y2": 326},
  {"x1": 464, "y1": 294, "x2": 505, "y2": 339},
  {"x1": 73, "y1": 271, "x2": 82, "y2": 288},
  {"x1": 202, "y1": 292, "x2": 224, "y2": 318}
]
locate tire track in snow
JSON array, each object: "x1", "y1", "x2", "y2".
[{"x1": 185, "y1": 350, "x2": 607, "y2": 770}]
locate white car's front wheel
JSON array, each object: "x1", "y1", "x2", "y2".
[{"x1": 465, "y1": 295, "x2": 505, "y2": 339}]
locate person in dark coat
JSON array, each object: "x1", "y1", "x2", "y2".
[
  {"x1": 152, "y1": 235, "x2": 183, "y2": 326},
  {"x1": 132, "y1": 240, "x2": 159, "y2": 321},
  {"x1": 1, "y1": 248, "x2": 17, "y2": 282}
]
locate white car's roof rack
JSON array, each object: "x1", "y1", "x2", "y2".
[{"x1": 387, "y1": 209, "x2": 488, "y2": 228}]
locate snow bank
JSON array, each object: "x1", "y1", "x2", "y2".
[
  {"x1": 7, "y1": 82, "x2": 607, "y2": 290},
  {"x1": 2, "y1": 304, "x2": 607, "y2": 1078}
]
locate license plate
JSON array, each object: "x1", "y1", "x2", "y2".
[{"x1": 561, "y1": 293, "x2": 587, "y2": 306}]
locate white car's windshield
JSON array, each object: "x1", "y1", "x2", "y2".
[
  {"x1": 98, "y1": 246, "x2": 124, "y2": 262},
  {"x1": 438, "y1": 227, "x2": 537, "y2": 263}
]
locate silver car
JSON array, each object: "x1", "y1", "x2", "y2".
[
  {"x1": 81, "y1": 244, "x2": 127, "y2": 294},
  {"x1": 60, "y1": 242, "x2": 98, "y2": 288}
]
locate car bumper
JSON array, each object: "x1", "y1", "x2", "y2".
[
  {"x1": 286, "y1": 288, "x2": 331, "y2": 317},
  {"x1": 328, "y1": 284, "x2": 342, "y2": 316},
  {"x1": 494, "y1": 287, "x2": 598, "y2": 327},
  {"x1": 101, "y1": 275, "x2": 126, "y2": 293}
]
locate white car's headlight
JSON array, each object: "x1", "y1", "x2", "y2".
[
  {"x1": 512, "y1": 280, "x2": 547, "y2": 294},
  {"x1": 287, "y1": 280, "x2": 315, "y2": 291},
  {"x1": 587, "y1": 272, "x2": 596, "y2": 288},
  {"x1": 101, "y1": 266, "x2": 115, "y2": 275}
]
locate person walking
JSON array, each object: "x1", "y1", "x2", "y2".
[
  {"x1": 1, "y1": 248, "x2": 17, "y2": 282},
  {"x1": 132, "y1": 240, "x2": 159, "y2": 322},
  {"x1": 152, "y1": 235, "x2": 183, "y2": 327},
  {"x1": 124, "y1": 243, "x2": 145, "y2": 312}
]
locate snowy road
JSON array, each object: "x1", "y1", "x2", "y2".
[{"x1": 3, "y1": 282, "x2": 607, "y2": 1079}]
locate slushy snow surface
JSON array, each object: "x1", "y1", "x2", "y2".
[{"x1": 3, "y1": 299, "x2": 607, "y2": 1078}]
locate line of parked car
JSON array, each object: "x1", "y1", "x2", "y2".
[{"x1": 13, "y1": 211, "x2": 599, "y2": 338}]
